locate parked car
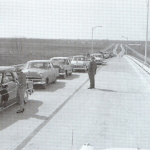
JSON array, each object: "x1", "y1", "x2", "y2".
[
  {"x1": 91, "y1": 53, "x2": 104, "y2": 65},
  {"x1": 71, "y1": 55, "x2": 90, "y2": 72},
  {"x1": 109, "y1": 52, "x2": 116, "y2": 57},
  {"x1": 23, "y1": 60, "x2": 59, "y2": 89},
  {"x1": 50, "y1": 57, "x2": 72, "y2": 79},
  {"x1": 0, "y1": 66, "x2": 34, "y2": 110},
  {"x1": 103, "y1": 52, "x2": 110, "y2": 59}
]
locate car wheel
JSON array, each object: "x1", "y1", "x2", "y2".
[
  {"x1": 24, "y1": 91, "x2": 29, "y2": 103},
  {"x1": 42, "y1": 78, "x2": 48, "y2": 89},
  {"x1": 84, "y1": 67, "x2": 88, "y2": 73},
  {"x1": 63, "y1": 72, "x2": 67, "y2": 79},
  {"x1": 53, "y1": 76, "x2": 57, "y2": 83}
]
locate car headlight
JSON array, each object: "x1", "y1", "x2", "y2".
[{"x1": 83, "y1": 63, "x2": 86, "y2": 66}]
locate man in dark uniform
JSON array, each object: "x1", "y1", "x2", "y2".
[
  {"x1": 88, "y1": 56, "x2": 97, "y2": 89},
  {"x1": 16, "y1": 69, "x2": 26, "y2": 113}
]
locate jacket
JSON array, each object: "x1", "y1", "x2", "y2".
[{"x1": 88, "y1": 61, "x2": 97, "y2": 75}]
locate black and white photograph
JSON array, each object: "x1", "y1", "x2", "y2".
[{"x1": 0, "y1": 0, "x2": 150, "y2": 150}]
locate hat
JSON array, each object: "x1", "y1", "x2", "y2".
[{"x1": 91, "y1": 56, "x2": 95, "y2": 60}]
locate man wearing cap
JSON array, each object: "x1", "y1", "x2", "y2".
[
  {"x1": 88, "y1": 56, "x2": 97, "y2": 89},
  {"x1": 16, "y1": 69, "x2": 26, "y2": 113}
]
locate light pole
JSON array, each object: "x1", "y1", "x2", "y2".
[
  {"x1": 92, "y1": 26, "x2": 102, "y2": 54},
  {"x1": 144, "y1": 0, "x2": 149, "y2": 64},
  {"x1": 122, "y1": 36, "x2": 128, "y2": 55}
]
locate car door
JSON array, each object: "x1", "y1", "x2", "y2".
[{"x1": 2, "y1": 72, "x2": 18, "y2": 105}]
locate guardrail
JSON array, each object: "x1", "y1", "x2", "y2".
[
  {"x1": 124, "y1": 55, "x2": 150, "y2": 74},
  {"x1": 125, "y1": 45, "x2": 150, "y2": 64}
]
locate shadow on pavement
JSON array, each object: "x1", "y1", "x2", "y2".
[
  {"x1": 63, "y1": 74, "x2": 80, "y2": 80},
  {"x1": 34, "y1": 81, "x2": 66, "y2": 92},
  {"x1": 0, "y1": 99, "x2": 43, "y2": 131},
  {"x1": 95, "y1": 88, "x2": 117, "y2": 92}
]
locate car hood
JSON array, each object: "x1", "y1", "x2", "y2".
[
  {"x1": 53, "y1": 64, "x2": 62, "y2": 68},
  {"x1": 94, "y1": 57, "x2": 101, "y2": 60},
  {"x1": 71, "y1": 61, "x2": 85, "y2": 65},
  {"x1": 23, "y1": 68, "x2": 46, "y2": 76}
]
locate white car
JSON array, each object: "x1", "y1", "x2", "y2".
[
  {"x1": 91, "y1": 53, "x2": 104, "y2": 65},
  {"x1": 71, "y1": 55, "x2": 90, "y2": 72},
  {"x1": 50, "y1": 57, "x2": 73, "y2": 79},
  {"x1": 23, "y1": 60, "x2": 59, "y2": 89}
]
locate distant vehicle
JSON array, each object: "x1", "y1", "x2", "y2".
[
  {"x1": 91, "y1": 53, "x2": 104, "y2": 65},
  {"x1": 71, "y1": 55, "x2": 90, "y2": 72},
  {"x1": 0, "y1": 66, "x2": 34, "y2": 110},
  {"x1": 103, "y1": 52, "x2": 110, "y2": 59},
  {"x1": 23, "y1": 60, "x2": 59, "y2": 89},
  {"x1": 109, "y1": 52, "x2": 116, "y2": 57},
  {"x1": 50, "y1": 57, "x2": 73, "y2": 79}
]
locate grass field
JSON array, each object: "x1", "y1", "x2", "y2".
[{"x1": 0, "y1": 38, "x2": 115, "y2": 66}]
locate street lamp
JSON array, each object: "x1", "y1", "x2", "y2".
[
  {"x1": 144, "y1": 0, "x2": 149, "y2": 64},
  {"x1": 122, "y1": 36, "x2": 128, "y2": 55},
  {"x1": 92, "y1": 26, "x2": 102, "y2": 54}
]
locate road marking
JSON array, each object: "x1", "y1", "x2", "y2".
[
  {"x1": 14, "y1": 66, "x2": 102, "y2": 150},
  {"x1": 15, "y1": 79, "x2": 89, "y2": 150}
]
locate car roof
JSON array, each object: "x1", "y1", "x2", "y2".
[
  {"x1": 27, "y1": 60, "x2": 51, "y2": 63},
  {"x1": 73, "y1": 55, "x2": 86, "y2": 57},
  {"x1": 91, "y1": 53, "x2": 102, "y2": 55},
  {"x1": 50, "y1": 57, "x2": 69, "y2": 59},
  {"x1": 0, "y1": 66, "x2": 16, "y2": 73}
]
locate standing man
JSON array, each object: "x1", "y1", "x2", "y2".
[
  {"x1": 16, "y1": 69, "x2": 26, "y2": 113},
  {"x1": 88, "y1": 56, "x2": 97, "y2": 89}
]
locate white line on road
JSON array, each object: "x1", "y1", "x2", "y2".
[{"x1": 14, "y1": 66, "x2": 103, "y2": 150}]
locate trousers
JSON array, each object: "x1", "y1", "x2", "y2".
[{"x1": 88, "y1": 74, "x2": 95, "y2": 88}]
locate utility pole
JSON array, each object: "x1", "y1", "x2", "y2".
[
  {"x1": 144, "y1": 0, "x2": 149, "y2": 64},
  {"x1": 92, "y1": 26, "x2": 102, "y2": 54}
]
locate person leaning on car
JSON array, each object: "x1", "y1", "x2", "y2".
[
  {"x1": 16, "y1": 69, "x2": 26, "y2": 113},
  {"x1": 88, "y1": 56, "x2": 97, "y2": 89}
]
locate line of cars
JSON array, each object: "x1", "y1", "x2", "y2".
[{"x1": 0, "y1": 51, "x2": 115, "y2": 111}]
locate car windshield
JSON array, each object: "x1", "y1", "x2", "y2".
[
  {"x1": 73, "y1": 57, "x2": 85, "y2": 61},
  {"x1": 93, "y1": 54, "x2": 103, "y2": 58},
  {"x1": 51, "y1": 59, "x2": 67, "y2": 65},
  {"x1": 28, "y1": 62, "x2": 49, "y2": 69}
]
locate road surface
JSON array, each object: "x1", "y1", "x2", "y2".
[{"x1": 1, "y1": 55, "x2": 150, "y2": 150}]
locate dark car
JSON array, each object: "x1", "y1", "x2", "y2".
[{"x1": 0, "y1": 66, "x2": 34, "y2": 110}]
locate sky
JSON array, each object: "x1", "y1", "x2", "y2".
[{"x1": 0, "y1": 0, "x2": 149, "y2": 40}]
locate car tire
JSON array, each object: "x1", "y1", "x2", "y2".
[
  {"x1": 42, "y1": 78, "x2": 48, "y2": 89},
  {"x1": 63, "y1": 72, "x2": 66, "y2": 79},
  {"x1": 24, "y1": 91, "x2": 29, "y2": 103},
  {"x1": 69, "y1": 71, "x2": 72, "y2": 75},
  {"x1": 84, "y1": 67, "x2": 88, "y2": 73},
  {"x1": 53, "y1": 76, "x2": 57, "y2": 83}
]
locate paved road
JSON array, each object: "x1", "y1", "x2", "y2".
[{"x1": 1, "y1": 56, "x2": 150, "y2": 150}]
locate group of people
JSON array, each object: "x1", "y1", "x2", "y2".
[{"x1": 0, "y1": 69, "x2": 26, "y2": 113}]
